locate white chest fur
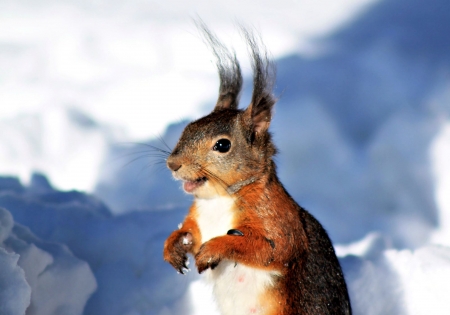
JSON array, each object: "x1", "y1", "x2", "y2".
[
  {"x1": 194, "y1": 197, "x2": 278, "y2": 315},
  {"x1": 195, "y1": 197, "x2": 235, "y2": 243},
  {"x1": 206, "y1": 262, "x2": 278, "y2": 315}
]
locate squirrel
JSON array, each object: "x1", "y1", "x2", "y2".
[{"x1": 163, "y1": 23, "x2": 352, "y2": 315}]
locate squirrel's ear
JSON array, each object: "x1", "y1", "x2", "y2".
[
  {"x1": 213, "y1": 51, "x2": 242, "y2": 111},
  {"x1": 195, "y1": 19, "x2": 243, "y2": 111},
  {"x1": 242, "y1": 27, "x2": 276, "y2": 134},
  {"x1": 244, "y1": 95, "x2": 274, "y2": 135}
]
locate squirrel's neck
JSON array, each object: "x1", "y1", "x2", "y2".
[
  {"x1": 226, "y1": 176, "x2": 258, "y2": 195},
  {"x1": 228, "y1": 160, "x2": 281, "y2": 197}
]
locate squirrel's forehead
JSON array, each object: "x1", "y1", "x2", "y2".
[{"x1": 184, "y1": 111, "x2": 240, "y2": 139}]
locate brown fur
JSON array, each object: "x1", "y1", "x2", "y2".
[{"x1": 163, "y1": 24, "x2": 351, "y2": 315}]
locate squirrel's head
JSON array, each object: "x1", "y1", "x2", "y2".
[{"x1": 167, "y1": 24, "x2": 277, "y2": 199}]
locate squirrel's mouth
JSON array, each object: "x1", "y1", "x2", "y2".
[{"x1": 183, "y1": 177, "x2": 207, "y2": 193}]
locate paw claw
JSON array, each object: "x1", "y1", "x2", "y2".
[{"x1": 210, "y1": 261, "x2": 219, "y2": 270}]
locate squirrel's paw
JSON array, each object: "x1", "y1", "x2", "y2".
[
  {"x1": 163, "y1": 231, "x2": 193, "y2": 274},
  {"x1": 195, "y1": 240, "x2": 223, "y2": 273}
]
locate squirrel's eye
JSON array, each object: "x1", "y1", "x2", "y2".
[{"x1": 213, "y1": 139, "x2": 231, "y2": 153}]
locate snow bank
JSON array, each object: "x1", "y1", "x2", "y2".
[
  {"x1": 0, "y1": 204, "x2": 97, "y2": 315},
  {"x1": 387, "y1": 246, "x2": 450, "y2": 315},
  {"x1": 0, "y1": 174, "x2": 191, "y2": 315},
  {"x1": 0, "y1": 207, "x2": 31, "y2": 315},
  {"x1": 2, "y1": 173, "x2": 450, "y2": 315},
  {"x1": 335, "y1": 232, "x2": 450, "y2": 315},
  {"x1": 7, "y1": 224, "x2": 97, "y2": 315},
  {"x1": 0, "y1": 247, "x2": 30, "y2": 315}
]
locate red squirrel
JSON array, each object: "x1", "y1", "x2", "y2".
[{"x1": 163, "y1": 24, "x2": 352, "y2": 315}]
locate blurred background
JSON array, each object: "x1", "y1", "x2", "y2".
[{"x1": 1, "y1": 0, "x2": 450, "y2": 314}]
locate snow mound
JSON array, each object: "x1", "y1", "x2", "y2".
[
  {"x1": 3, "y1": 174, "x2": 450, "y2": 315},
  {"x1": 339, "y1": 234, "x2": 450, "y2": 315},
  {"x1": 0, "y1": 208, "x2": 32, "y2": 315},
  {"x1": 386, "y1": 246, "x2": 450, "y2": 315},
  {"x1": 0, "y1": 206, "x2": 97, "y2": 315},
  {"x1": 0, "y1": 174, "x2": 190, "y2": 315}
]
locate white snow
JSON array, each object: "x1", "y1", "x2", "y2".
[
  {"x1": 1, "y1": 0, "x2": 450, "y2": 314},
  {"x1": 386, "y1": 246, "x2": 450, "y2": 315},
  {"x1": 0, "y1": 208, "x2": 31, "y2": 315},
  {"x1": 0, "y1": 207, "x2": 97, "y2": 315},
  {"x1": 0, "y1": 107, "x2": 112, "y2": 191},
  {"x1": 0, "y1": 247, "x2": 31, "y2": 315},
  {"x1": 430, "y1": 122, "x2": 450, "y2": 246}
]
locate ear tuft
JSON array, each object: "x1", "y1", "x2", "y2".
[
  {"x1": 195, "y1": 19, "x2": 243, "y2": 111},
  {"x1": 240, "y1": 26, "x2": 277, "y2": 134}
]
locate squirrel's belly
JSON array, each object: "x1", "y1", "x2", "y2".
[{"x1": 205, "y1": 261, "x2": 280, "y2": 315}]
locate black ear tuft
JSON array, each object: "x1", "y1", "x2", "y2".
[
  {"x1": 241, "y1": 26, "x2": 277, "y2": 134},
  {"x1": 195, "y1": 19, "x2": 243, "y2": 111}
]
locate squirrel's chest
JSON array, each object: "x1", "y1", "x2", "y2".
[
  {"x1": 194, "y1": 197, "x2": 235, "y2": 243},
  {"x1": 194, "y1": 197, "x2": 278, "y2": 315}
]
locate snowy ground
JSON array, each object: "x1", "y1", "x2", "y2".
[{"x1": 1, "y1": 0, "x2": 450, "y2": 314}]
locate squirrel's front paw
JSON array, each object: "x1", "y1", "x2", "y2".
[
  {"x1": 195, "y1": 241, "x2": 223, "y2": 273},
  {"x1": 163, "y1": 231, "x2": 193, "y2": 274}
]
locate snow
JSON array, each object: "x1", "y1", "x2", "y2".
[
  {"x1": 0, "y1": 208, "x2": 31, "y2": 315},
  {"x1": 0, "y1": 0, "x2": 450, "y2": 314},
  {"x1": 386, "y1": 246, "x2": 450, "y2": 315},
  {"x1": 0, "y1": 0, "x2": 376, "y2": 192},
  {"x1": 0, "y1": 175, "x2": 190, "y2": 315},
  {"x1": 0, "y1": 206, "x2": 97, "y2": 315},
  {"x1": 0, "y1": 107, "x2": 113, "y2": 192},
  {"x1": 0, "y1": 247, "x2": 31, "y2": 315},
  {"x1": 430, "y1": 122, "x2": 450, "y2": 246}
]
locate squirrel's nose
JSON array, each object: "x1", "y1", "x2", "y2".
[{"x1": 167, "y1": 161, "x2": 182, "y2": 172}]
